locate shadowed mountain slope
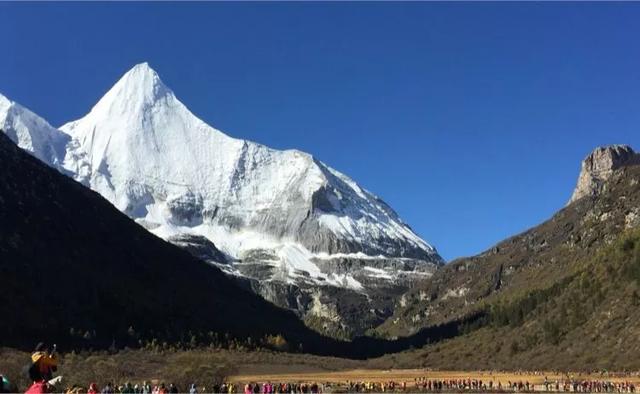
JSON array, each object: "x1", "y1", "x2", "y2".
[{"x1": 0, "y1": 131, "x2": 334, "y2": 352}]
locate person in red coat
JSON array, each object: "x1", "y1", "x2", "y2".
[{"x1": 25, "y1": 381, "x2": 48, "y2": 394}]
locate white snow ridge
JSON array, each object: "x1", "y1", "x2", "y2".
[
  {"x1": 0, "y1": 93, "x2": 69, "y2": 171},
  {"x1": 1, "y1": 63, "x2": 443, "y2": 294}
]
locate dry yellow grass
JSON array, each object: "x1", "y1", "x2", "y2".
[{"x1": 230, "y1": 368, "x2": 640, "y2": 386}]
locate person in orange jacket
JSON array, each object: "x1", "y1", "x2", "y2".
[{"x1": 30, "y1": 343, "x2": 58, "y2": 382}]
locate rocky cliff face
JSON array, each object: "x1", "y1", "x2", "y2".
[{"x1": 569, "y1": 145, "x2": 640, "y2": 204}]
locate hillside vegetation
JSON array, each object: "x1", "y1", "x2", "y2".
[{"x1": 372, "y1": 226, "x2": 640, "y2": 371}]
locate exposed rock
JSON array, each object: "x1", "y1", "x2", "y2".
[
  {"x1": 237, "y1": 259, "x2": 435, "y2": 338},
  {"x1": 491, "y1": 264, "x2": 503, "y2": 291},
  {"x1": 167, "y1": 234, "x2": 228, "y2": 264},
  {"x1": 441, "y1": 286, "x2": 469, "y2": 301},
  {"x1": 569, "y1": 145, "x2": 640, "y2": 204},
  {"x1": 626, "y1": 208, "x2": 640, "y2": 229}
]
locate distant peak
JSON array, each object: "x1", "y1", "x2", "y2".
[
  {"x1": 132, "y1": 61, "x2": 152, "y2": 71},
  {"x1": 116, "y1": 62, "x2": 168, "y2": 97},
  {"x1": 84, "y1": 62, "x2": 174, "y2": 119},
  {"x1": 124, "y1": 62, "x2": 159, "y2": 82},
  {"x1": 568, "y1": 144, "x2": 640, "y2": 204}
]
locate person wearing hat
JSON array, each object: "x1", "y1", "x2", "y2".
[{"x1": 31, "y1": 342, "x2": 58, "y2": 382}]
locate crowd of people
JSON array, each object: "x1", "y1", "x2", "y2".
[
  {"x1": 85, "y1": 382, "x2": 183, "y2": 394},
  {"x1": 408, "y1": 377, "x2": 637, "y2": 392},
  {"x1": 59, "y1": 378, "x2": 638, "y2": 393},
  {"x1": 540, "y1": 378, "x2": 636, "y2": 393},
  {"x1": 69, "y1": 382, "x2": 328, "y2": 394},
  {"x1": 62, "y1": 382, "x2": 326, "y2": 394}
]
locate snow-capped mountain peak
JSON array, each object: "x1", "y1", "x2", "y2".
[
  {"x1": 0, "y1": 92, "x2": 69, "y2": 168},
  {"x1": 58, "y1": 63, "x2": 441, "y2": 279},
  {"x1": 2, "y1": 64, "x2": 442, "y2": 336},
  {"x1": 63, "y1": 62, "x2": 183, "y2": 137},
  {"x1": 91, "y1": 62, "x2": 168, "y2": 111},
  {"x1": 1, "y1": 63, "x2": 443, "y2": 336}
]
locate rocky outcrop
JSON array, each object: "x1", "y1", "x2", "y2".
[
  {"x1": 569, "y1": 145, "x2": 640, "y2": 204},
  {"x1": 175, "y1": 240, "x2": 438, "y2": 338},
  {"x1": 167, "y1": 234, "x2": 228, "y2": 265}
]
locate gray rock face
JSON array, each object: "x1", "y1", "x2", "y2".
[
  {"x1": 167, "y1": 234, "x2": 228, "y2": 265},
  {"x1": 172, "y1": 235, "x2": 439, "y2": 337},
  {"x1": 235, "y1": 271, "x2": 430, "y2": 338},
  {"x1": 242, "y1": 254, "x2": 438, "y2": 337},
  {"x1": 569, "y1": 145, "x2": 640, "y2": 204}
]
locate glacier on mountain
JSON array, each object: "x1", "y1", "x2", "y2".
[
  {"x1": 0, "y1": 63, "x2": 442, "y2": 335},
  {"x1": 58, "y1": 63, "x2": 442, "y2": 284}
]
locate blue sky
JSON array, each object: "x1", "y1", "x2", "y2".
[{"x1": 2, "y1": 3, "x2": 639, "y2": 261}]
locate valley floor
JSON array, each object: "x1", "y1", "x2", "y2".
[
  {"x1": 3, "y1": 348, "x2": 640, "y2": 392},
  {"x1": 230, "y1": 367, "x2": 640, "y2": 392}
]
